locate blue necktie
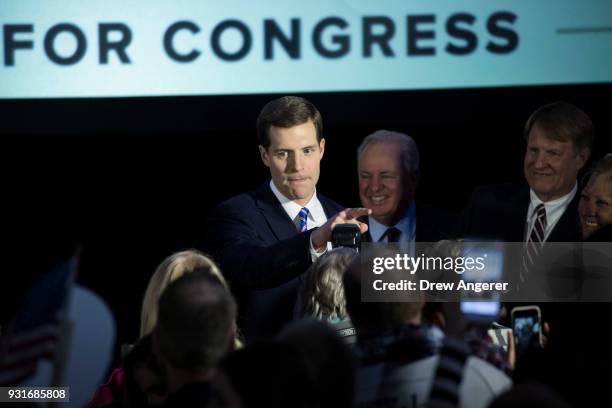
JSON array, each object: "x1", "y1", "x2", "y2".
[{"x1": 298, "y1": 207, "x2": 309, "y2": 232}]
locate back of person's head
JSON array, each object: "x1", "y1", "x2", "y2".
[
  {"x1": 489, "y1": 381, "x2": 571, "y2": 408},
  {"x1": 357, "y1": 129, "x2": 420, "y2": 179},
  {"x1": 256, "y1": 95, "x2": 323, "y2": 149},
  {"x1": 294, "y1": 248, "x2": 357, "y2": 322},
  {"x1": 343, "y1": 255, "x2": 423, "y2": 337},
  {"x1": 524, "y1": 101, "x2": 594, "y2": 153},
  {"x1": 278, "y1": 319, "x2": 355, "y2": 408},
  {"x1": 219, "y1": 341, "x2": 318, "y2": 408},
  {"x1": 154, "y1": 271, "x2": 237, "y2": 373},
  {"x1": 140, "y1": 249, "x2": 227, "y2": 337}
]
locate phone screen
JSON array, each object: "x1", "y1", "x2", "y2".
[
  {"x1": 459, "y1": 242, "x2": 504, "y2": 322},
  {"x1": 512, "y1": 308, "x2": 541, "y2": 355}
]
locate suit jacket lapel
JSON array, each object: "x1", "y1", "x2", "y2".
[
  {"x1": 254, "y1": 182, "x2": 298, "y2": 241},
  {"x1": 318, "y1": 193, "x2": 343, "y2": 218},
  {"x1": 504, "y1": 184, "x2": 581, "y2": 242},
  {"x1": 547, "y1": 192, "x2": 581, "y2": 242},
  {"x1": 253, "y1": 184, "x2": 343, "y2": 241}
]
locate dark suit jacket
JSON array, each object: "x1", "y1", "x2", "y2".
[
  {"x1": 455, "y1": 183, "x2": 583, "y2": 327},
  {"x1": 455, "y1": 183, "x2": 582, "y2": 243},
  {"x1": 206, "y1": 182, "x2": 343, "y2": 341},
  {"x1": 361, "y1": 202, "x2": 455, "y2": 243}
]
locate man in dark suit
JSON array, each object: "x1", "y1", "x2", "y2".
[
  {"x1": 206, "y1": 96, "x2": 369, "y2": 341},
  {"x1": 357, "y1": 130, "x2": 453, "y2": 244},
  {"x1": 457, "y1": 101, "x2": 593, "y2": 244},
  {"x1": 456, "y1": 102, "x2": 594, "y2": 326}
]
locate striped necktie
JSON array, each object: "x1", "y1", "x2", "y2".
[
  {"x1": 298, "y1": 207, "x2": 309, "y2": 232},
  {"x1": 521, "y1": 203, "x2": 547, "y2": 284}
]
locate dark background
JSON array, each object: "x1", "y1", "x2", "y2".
[{"x1": 3, "y1": 83, "x2": 611, "y2": 356}]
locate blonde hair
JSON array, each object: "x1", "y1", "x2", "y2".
[
  {"x1": 140, "y1": 249, "x2": 228, "y2": 338},
  {"x1": 294, "y1": 248, "x2": 357, "y2": 322}
]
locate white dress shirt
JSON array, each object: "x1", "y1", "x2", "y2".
[
  {"x1": 269, "y1": 181, "x2": 330, "y2": 258},
  {"x1": 525, "y1": 183, "x2": 577, "y2": 242}
]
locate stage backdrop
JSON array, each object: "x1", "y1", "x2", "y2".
[{"x1": 1, "y1": 0, "x2": 611, "y2": 98}]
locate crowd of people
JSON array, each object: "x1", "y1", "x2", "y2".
[
  {"x1": 78, "y1": 96, "x2": 612, "y2": 407},
  {"x1": 3, "y1": 95, "x2": 611, "y2": 407}
]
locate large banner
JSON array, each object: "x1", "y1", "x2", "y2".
[{"x1": 1, "y1": 0, "x2": 611, "y2": 98}]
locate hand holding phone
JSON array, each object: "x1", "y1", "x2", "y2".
[{"x1": 511, "y1": 305, "x2": 543, "y2": 356}]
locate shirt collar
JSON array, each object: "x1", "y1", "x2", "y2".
[
  {"x1": 528, "y1": 183, "x2": 577, "y2": 221},
  {"x1": 269, "y1": 180, "x2": 325, "y2": 226},
  {"x1": 368, "y1": 201, "x2": 416, "y2": 242}
]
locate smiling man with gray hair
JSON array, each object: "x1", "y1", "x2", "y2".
[{"x1": 357, "y1": 130, "x2": 454, "y2": 243}]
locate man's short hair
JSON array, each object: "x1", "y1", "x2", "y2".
[
  {"x1": 155, "y1": 271, "x2": 236, "y2": 371},
  {"x1": 524, "y1": 101, "x2": 594, "y2": 152},
  {"x1": 357, "y1": 130, "x2": 420, "y2": 179},
  {"x1": 256, "y1": 96, "x2": 323, "y2": 149}
]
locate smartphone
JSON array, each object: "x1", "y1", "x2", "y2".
[
  {"x1": 511, "y1": 305, "x2": 542, "y2": 356},
  {"x1": 459, "y1": 241, "x2": 504, "y2": 326}
]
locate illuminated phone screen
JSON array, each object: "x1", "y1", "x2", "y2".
[
  {"x1": 459, "y1": 242, "x2": 504, "y2": 319},
  {"x1": 513, "y1": 313, "x2": 541, "y2": 354}
]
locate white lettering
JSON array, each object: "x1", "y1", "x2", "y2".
[
  {"x1": 420, "y1": 280, "x2": 454, "y2": 291},
  {"x1": 457, "y1": 280, "x2": 508, "y2": 292}
]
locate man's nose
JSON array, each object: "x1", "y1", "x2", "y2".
[
  {"x1": 288, "y1": 153, "x2": 304, "y2": 172},
  {"x1": 533, "y1": 152, "x2": 547, "y2": 168},
  {"x1": 369, "y1": 176, "x2": 382, "y2": 191}
]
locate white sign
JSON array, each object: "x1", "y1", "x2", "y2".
[{"x1": 1, "y1": 0, "x2": 611, "y2": 98}]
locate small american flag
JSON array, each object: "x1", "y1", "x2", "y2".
[{"x1": 0, "y1": 256, "x2": 77, "y2": 386}]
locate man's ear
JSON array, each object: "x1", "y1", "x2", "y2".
[
  {"x1": 402, "y1": 171, "x2": 418, "y2": 199},
  {"x1": 319, "y1": 138, "x2": 326, "y2": 158},
  {"x1": 259, "y1": 145, "x2": 270, "y2": 167},
  {"x1": 576, "y1": 147, "x2": 591, "y2": 170},
  {"x1": 408, "y1": 172, "x2": 418, "y2": 190},
  {"x1": 227, "y1": 321, "x2": 239, "y2": 352}
]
